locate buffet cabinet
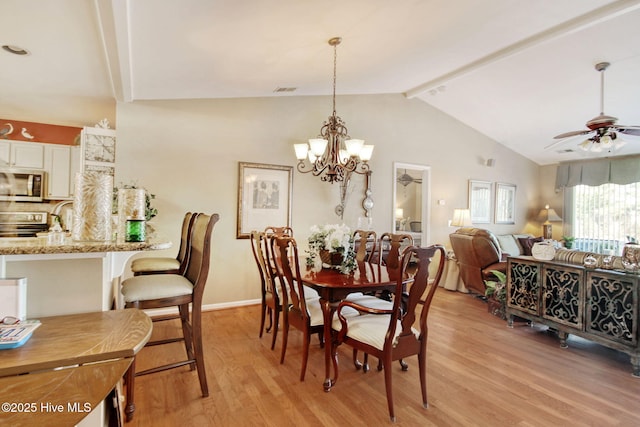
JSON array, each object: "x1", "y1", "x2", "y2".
[{"x1": 506, "y1": 256, "x2": 639, "y2": 376}]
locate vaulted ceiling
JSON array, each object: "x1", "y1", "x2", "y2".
[{"x1": 2, "y1": 0, "x2": 640, "y2": 165}]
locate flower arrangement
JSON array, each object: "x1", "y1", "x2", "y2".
[{"x1": 306, "y1": 224, "x2": 356, "y2": 274}]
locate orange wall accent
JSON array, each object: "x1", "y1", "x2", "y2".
[{"x1": 0, "y1": 119, "x2": 81, "y2": 145}]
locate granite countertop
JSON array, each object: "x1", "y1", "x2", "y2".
[{"x1": 0, "y1": 233, "x2": 172, "y2": 255}]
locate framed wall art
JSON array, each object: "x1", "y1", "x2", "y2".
[
  {"x1": 468, "y1": 180, "x2": 492, "y2": 224},
  {"x1": 495, "y1": 182, "x2": 516, "y2": 224},
  {"x1": 237, "y1": 162, "x2": 293, "y2": 239}
]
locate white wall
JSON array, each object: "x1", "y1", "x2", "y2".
[{"x1": 114, "y1": 93, "x2": 541, "y2": 305}]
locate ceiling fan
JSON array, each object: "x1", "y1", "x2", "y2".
[
  {"x1": 397, "y1": 169, "x2": 422, "y2": 187},
  {"x1": 546, "y1": 62, "x2": 640, "y2": 152}
]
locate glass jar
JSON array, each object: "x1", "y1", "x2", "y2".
[{"x1": 125, "y1": 218, "x2": 146, "y2": 242}]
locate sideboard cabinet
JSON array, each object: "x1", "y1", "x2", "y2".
[{"x1": 507, "y1": 256, "x2": 639, "y2": 376}]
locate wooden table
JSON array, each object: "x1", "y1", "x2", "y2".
[
  {"x1": 0, "y1": 309, "x2": 152, "y2": 427},
  {"x1": 300, "y1": 261, "x2": 399, "y2": 391}
]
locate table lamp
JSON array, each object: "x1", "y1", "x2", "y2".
[
  {"x1": 450, "y1": 208, "x2": 472, "y2": 227},
  {"x1": 538, "y1": 204, "x2": 562, "y2": 239}
]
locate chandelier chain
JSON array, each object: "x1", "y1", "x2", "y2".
[{"x1": 332, "y1": 41, "x2": 337, "y2": 115}]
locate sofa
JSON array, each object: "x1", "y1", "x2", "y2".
[{"x1": 449, "y1": 228, "x2": 539, "y2": 294}]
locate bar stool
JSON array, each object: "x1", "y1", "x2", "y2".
[
  {"x1": 121, "y1": 212, "x2": 219, "y2": 421},
  {"x1": 130, "y1": 212, "x2": 196, "y2": 276}
]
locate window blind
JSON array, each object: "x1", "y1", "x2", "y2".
[{"x1": 565, "y1": 183, "x2": 639, "y2": 254}]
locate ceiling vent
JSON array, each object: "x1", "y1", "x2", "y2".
[{"x1": 273, "y1": 87, "x2": 297, "y2": 93}]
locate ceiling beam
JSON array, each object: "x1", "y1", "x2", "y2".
[{"x1": 404, "y1": 0, "x2": 640, "y2": 99}]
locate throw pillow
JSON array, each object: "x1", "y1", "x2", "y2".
[{"x1": 518, "y1": 236, "x2": 544, "y2": 256}]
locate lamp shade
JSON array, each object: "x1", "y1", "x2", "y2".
[
  {"x1": 538, "y1": 204, "x2": 562, "y2": 224},
  {"x1": 451, "y1": 208, "x2": 472, "y2": 227}
]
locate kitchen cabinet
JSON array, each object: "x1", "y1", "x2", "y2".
[
  {"x1": 0, "y1": 140, "x2": 44, "y2": 169},
  {"x1": 44, "y1": 144, "x2": 72, "y2": 199}
]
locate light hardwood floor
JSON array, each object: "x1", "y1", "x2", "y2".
[{"x1": 126, "y1": 289, "x2": 640, "y2": 426}]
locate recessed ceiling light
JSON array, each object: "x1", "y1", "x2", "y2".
[{"x1": 2, "y1": 45, "x2": 30, "y2": 55}]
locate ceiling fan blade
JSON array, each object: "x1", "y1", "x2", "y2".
[
  {"x1": 553, "y1": 129, "x2": 591, "y2": 139},
  {"x1": 615, "y1": 126, "x2": 640, "y2": 136},
  {"x1": 544, "y1": 139, "x2": 572, "y2": 150}
]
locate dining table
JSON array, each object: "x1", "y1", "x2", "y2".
[{"x1": 300, "y1": 260, "x2": 403, "y2": 391}]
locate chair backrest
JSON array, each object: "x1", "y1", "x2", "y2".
[
  {"x1": 250, "y1": 230, "x2": 268, "y2": 297},
  {"x1": 184, "y1": 213, "x2": 220, "y2": 303},
  {"x1": 378, "y1": 232, "x2": 414, "y2": 269},
  {"x1": 389, "y1": 244, "x2": 446, "y2": 353},
  {"x1": 271, "y1": 235, "x2": 310, "y2": 323},
  {"x1": 264, "y1": 226, "x2": 293, "y2": 236},
  {"x1": 177, "y1": 212, "x2": 197, "y2": 273},
  {"x1": 353, "y1": 229, "x2": 377, "y2": 263},
  {"x1": 252, "y1": 230, "x2": 283, "y2": 303}
]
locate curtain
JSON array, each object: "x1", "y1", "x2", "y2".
[{"x1": 555, "y1": 155, "x2": 640, "y2": 190}]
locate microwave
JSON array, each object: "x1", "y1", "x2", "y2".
[{"x1": 0, "y1": 169, "x2": 44, "y2": 202}]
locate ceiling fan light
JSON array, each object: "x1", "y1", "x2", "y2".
[
  {"x1": 613, "y1": 139, "x2": 627, "y2": 151},
  {"x1": 578, "y1": 139, "x2": 592, "y2": 151},
  {"x1": 591, "y1": 143, "x2": 603, "y2": 153},
  {"x1": 600, "y1": 135, "x2": 612, "y2": 148}
]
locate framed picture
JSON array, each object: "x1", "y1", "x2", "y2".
[
  {"x1": 468, "y1": 180, "x2": 492, "y2": 224},
  {"x1": 237, "y1": 162, "x2": 293, "y2": 239},
  {"x1": 495, "y1": 182, "x2": 516, "y2": 224}
]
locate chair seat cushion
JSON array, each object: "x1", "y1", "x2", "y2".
[
  {"x1": 131, "y1": 257, "x2": 180, "y2": 273},
  {"x1": 121, "y1": 274, "x2": 193, "y2": 302},
  {"x1": 332, "y1": 314, "x2": 418, "y2": 351},
  {"x1": 303, "y1": 297, "x2": 360, "y2": 327},
  {"x1": 345, "y1": 293, "x2": 394, "y2": 310}
]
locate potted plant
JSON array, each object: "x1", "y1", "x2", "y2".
[
  {"x1": 484, "y1": 270, "x2": 507, "y2": 320},
  {"x1": 562, "y1": 235, "x2": 575, "y2": 249}
]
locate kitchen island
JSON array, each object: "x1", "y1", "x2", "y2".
[
  {"x1": 0, "y1": 235, "x2": 171, "y2": 427},
  {"x1": 0, "y1": 234, "x2": 171, "y2": 317}
]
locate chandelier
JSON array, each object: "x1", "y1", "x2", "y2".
[{"x1": 294, "y1": 37, "x2": 373, "y2": 184}]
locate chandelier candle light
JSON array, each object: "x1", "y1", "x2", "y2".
[{"x1": 294, "y1": 37, "x2": 374, "y2": 184}]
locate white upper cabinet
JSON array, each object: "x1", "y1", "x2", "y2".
[
  {"x1": 0, "y1": 140, "x2": 44, "y2": 169},
  {"x1": 44, "y1": 145, "x2": 72, "y2": 200}
]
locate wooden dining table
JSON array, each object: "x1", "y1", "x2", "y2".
[{"x1": 300, "y1": 260, "x2": 401, "y2": 391}]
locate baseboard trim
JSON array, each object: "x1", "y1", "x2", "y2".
[{"x1": 140, "y1": 298, "x2": 261, "y2": 317}]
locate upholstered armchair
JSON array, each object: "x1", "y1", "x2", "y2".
[{"x1": 449, "y1": 228, "x2": 507, "y2": 295}]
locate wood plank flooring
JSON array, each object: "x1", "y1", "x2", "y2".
[{"x1": 125, "y1": 289, "x2": 640, "y2": 426}]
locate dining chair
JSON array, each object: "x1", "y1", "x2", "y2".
[
  {"x1": 120, "y1": 212, "x2": 219, "y2": 421},
  {"x1": 130, "y1": 212, "x2": 196, "y2": 276},
  {"x1": 352, "y1": 229, "x2": 377, "y2": 262},
  {"x1": 271, "y1": 234, "x2": 324, "y2": 381},
  {"x1": 378, "y1": 232, "x2": 414, "y2": 269},
  {"x1": 347, "y1": 229, "x2": 394, "y2": 370},
  {"x1": 250, "y1": 230, "x2": 283, "y2": 350},
  {"x1": 331, "y1": 244, "x2": 446, "y2": 422}
]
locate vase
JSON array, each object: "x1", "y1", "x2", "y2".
[
  {"x1": 320, "y1": 250, "x2": 343, "y2": 268},
  {"x1": 72, "y1": 172, "x2": 113, "y2": 241}
]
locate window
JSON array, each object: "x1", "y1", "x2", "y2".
[{"x1": 566, "y1": 183, "x2": 640, "y2": 254}]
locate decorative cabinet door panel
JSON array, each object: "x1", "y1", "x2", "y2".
[
  {"x1": 507, "y1": 258, "x2": 540, "y2": 315},
  {"x1": 541, "y1": 264, "x2": 583, "y2": 328},
  {"x1": 586, "y1": 271, "x2": 637, "y2": 346}
]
